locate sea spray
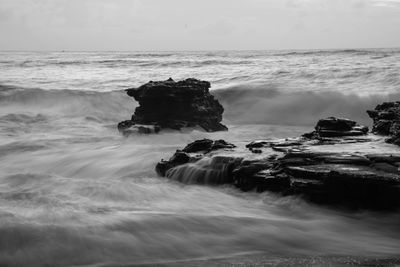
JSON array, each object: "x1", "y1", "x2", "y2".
[
  {"x1": 214, "y1": 86, "x2": 400, "y2": 127},
  {"x1": 3, "y1": 86, "x2": 400, "y2": 127}
]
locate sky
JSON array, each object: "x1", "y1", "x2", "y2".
[{"x1": 0, "y1": 0, "x2": 400, "y2": 51}]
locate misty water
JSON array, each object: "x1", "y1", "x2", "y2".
[{"x1": 0, "y1": 50, "x2": 400, "y2": 266}]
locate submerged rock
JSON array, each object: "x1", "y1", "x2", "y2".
[
  {"x1": 118, "y1": 78, "x2": 228, "y2": 135},
  {"x1": 367, "y1": 101, "x2": 400, "y2": 145},
  {"x1": 117, "y1": 121, "x2": 161, "y2": 135}
]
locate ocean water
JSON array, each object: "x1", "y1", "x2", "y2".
[{"x1": 0, "y1": 49, "x2": 400, "y2": 266}]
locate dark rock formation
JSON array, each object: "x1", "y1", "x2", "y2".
[
  {"x1": 367, "y1": 101, "x2": 400, "y2": 145},
  {"x1": 156, "y1": 114, "x2": 400, "y2": 210},
  {"x1": 303, "y1": 117, "x2": 368, "y2": 139},
  {"x1": 157, "y1": 137, "x2": 400, "y2": 210},
  {"x1": 118, "y1": 78, "x2": 227, "y2": 135}
]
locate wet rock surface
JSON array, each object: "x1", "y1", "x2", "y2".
[
  {"x1": 182, "y1": 139, "x2": 236, "y2": 153},
  {"x1": 118, "y1": 78, "x2": 227, "y2": 135},
  {"x1": 368, "y1": 101, "x2": 400, "y2": 145},
  {"x1": 155, "y1": 139, "x2": 236, "y2": 177},
  {"x1": 156, "y1": 117, "x2": 400, "y2": 210},
  {"x1": 303, "y1": 117, "x2": 368, "y2": 139}
]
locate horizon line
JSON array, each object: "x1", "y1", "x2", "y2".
[{"x1": 1, "y1": 46, "x2": 400, "y2": 53}]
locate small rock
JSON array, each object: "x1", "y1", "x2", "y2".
[
  {"x1": 182, "y1": 139, "x2": 236, "y2": 153},
  {"x1": 303, "y1": 117, "x2": 368, "y2": 138}
]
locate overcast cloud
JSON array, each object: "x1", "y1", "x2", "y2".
[{"x1": 0, "y1": 0, "x2": 399, "y2": 51}]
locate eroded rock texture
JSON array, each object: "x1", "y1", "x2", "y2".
[
  {"x1": 367, "y1": 101, "x2": 400, "y2": 145},
  {"x1": 118, "y1": 78, "x2": 227, "y2": 135}
]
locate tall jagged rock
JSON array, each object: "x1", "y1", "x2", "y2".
[{"x1": 118, "y1": 78, "x2": 227, "y2": 135}]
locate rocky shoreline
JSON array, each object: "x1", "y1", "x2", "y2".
[
  {"x1": 119, "y1": 78, "x2": 400, "y2": 210},
  {"x1": 156, "y1": 118, "x2": 400, "y2": 210}
]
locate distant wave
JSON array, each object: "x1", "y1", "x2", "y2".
[
  {"x1": 0, "y1": 84, "x2": 21, "y2": 92},
  {"x1": 12, "y1": 59, "x2": 256, "y2": 69},
  {"x1": 0, "y1": 113, "x2": 47, "y2": 124},
  {"x1": 0, "y1": 142, "x2": 48, "y2": 157},
  {"x1": 0, "y1": 86, "x2": 133, "y2": 122},
  {"x1": 116, "y1": 53, "x2": 175, "y2": 58},
  {"x1": 16, "y1": 59, "x2": 160, "y2": 67},
  {"x1": 371, "y1": 54, "x2": 391, "y2": 59},
  {"x1": 196, "y1": 60, "x2": 253, "y2": 66},
  {"x1": 273, "y1": 49, "x2": 396, "y2": 57}
]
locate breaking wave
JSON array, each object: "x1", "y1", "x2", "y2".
[
  {"x1": 1, "y1": 83, "x2": 399, "y2": 127},
  {"x1": 0, "y1": 86, "x2": 133, "y2": 122},
  {"x1": 214, "y1": 84, "x2": 400, "y2": 126}
]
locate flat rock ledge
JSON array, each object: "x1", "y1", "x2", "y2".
[
  {"x1": 118, "y1": 78, "x2": 227, "y2": 135},
  {"x1": 156, "y1": 117, "x2": 400, "y2": 210}
]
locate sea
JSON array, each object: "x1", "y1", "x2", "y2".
[{"x1": 0, "y1": 49, "x2": 400, "y2": 266}]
